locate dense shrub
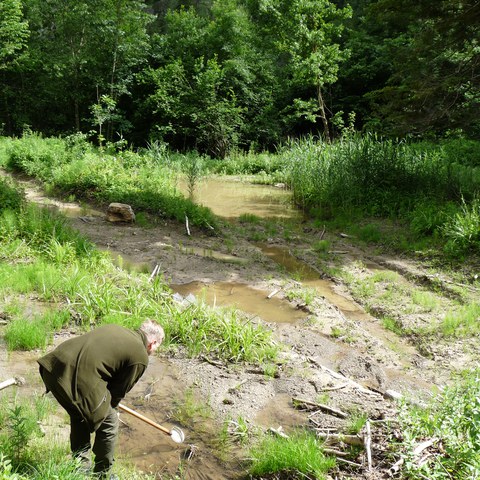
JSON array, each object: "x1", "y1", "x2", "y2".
[{"x1": 0, "y1": 178, "x2": 24, "y2": 212}]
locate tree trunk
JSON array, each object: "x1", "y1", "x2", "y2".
[{"x1": 317, "y1": 84, "x2": 331, "y2": 142}]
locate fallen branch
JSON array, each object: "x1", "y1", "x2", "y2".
[
  {"x1": 307, "y1": 358, "x2": 381, "y2": 397},
  {"x1": 323, "y1": 447, "x2": 349, "y2": 458},
  {"x1": 425, "y1": 274, "x2": 479, "y2": 292},
  {"x1": 365, "y1": 420, "x2": 372, "y2": 472},
  {"x1": 316, "y1": 433, "x2": 364, "y2": 447},
  {"x1": 318, "y1": 383, "x2": 350, "y2": 392},
  {"x1": 268, "y1": 426, "x2": 289, "y2": 439},
  {"x1": 149, "y1": 264, "x2": 160, "y2": 282},
  {"x1": 185, "y1": 215, "x2": 191, "y2": 236},
  {"x1": 319, "y1": 225, "x2": 326, "y2": 240},
  {"x1": 292, "y1": 397, "x2": 348, "y2": 419},
  {"x1": 335, "y1": 457, "x2": 363, "y2": 468},
  {"x1": 267, "y1": 289, "x2": 281, "y2": 299},
  {"x1": 200, "y1": 355, "x2": 224, "y2": 368}
]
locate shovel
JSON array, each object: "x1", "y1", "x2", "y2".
[
  {"x1": 118, "y1": 403, "x2": 185, "y2": 444},
  {"x1": 0, "y1": 376, "x2": 26, "y2": 391}
]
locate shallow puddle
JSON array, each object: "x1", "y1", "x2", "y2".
[
  {"x1": 257, "y1": 244, "x2": 419, "y2": 359},
  {"x1": 171, "y1": 281, "x2": 307, "y2": 324},
  {"x1": 178, "y1": 177, "x2": 300, "y2": 220}
]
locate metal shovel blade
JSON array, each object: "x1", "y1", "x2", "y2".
[{"x1": 170, "y1": 426, "x2": 185, "y2": 444}]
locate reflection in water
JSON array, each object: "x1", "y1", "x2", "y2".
[{"x1": 178, "y1": 177, "x2": 300, "y2": 220}]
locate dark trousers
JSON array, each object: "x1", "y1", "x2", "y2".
[{"x1": 39, "y1": 366, "x2": 119, "y2": 475}]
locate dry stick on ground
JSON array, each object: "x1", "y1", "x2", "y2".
[
  {"x1": 306, "y1": 358, "x2": 381, "y2": 397},
  {"x1": 200, "y1": 355, "x2": 225, "y2": 368},
  {"x1": 425, "y1": 274, "x2": 480, "y2": 292},
  {"x1": 318, "y1": 383, "x2": 350, "y2": 392},
  {"x1": 149, "y1": 264, "x2": 160, "y2": 282},
  {"x1": 319, "y1": 225, "x2": 326, "y2": 240},
  {"x1": 365, "y1": 420, "x2": 373, "y2": 472},
  {"x1": 316, "y1": 433, "x2": 364, "y2": 447},
  {"x1": 267, "y1": 289, "x2": 281, "y2": 299},
  {"x1": 323, "y1": 447, "x2": 349, "y2": 458},
  {"x1": 292, "y1": 397, "x2": 348, "y2": 419}
]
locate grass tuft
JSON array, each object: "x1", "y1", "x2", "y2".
[{"x1": 248, "y1": 429, "x2": 335, "y2": 479}]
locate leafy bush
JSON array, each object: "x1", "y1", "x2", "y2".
[
  {"x1": 0, "y1": 178, "x2": 24, "y2": 213},
  {"x1": 5, "y1": 134, "x2": 71, "y2": 179},
  {"x1": 283, "y1": 135, "x2": 479, "y2": 221},
  {"x1": 408, "y1": 200, "x2": 458, "y2": 236},
  {"x1": 6, "y1": 135, "x2": 219, "y2": 229},
  {"x1": 442, "y1": 197, "x2": 480, "y2": 253}
]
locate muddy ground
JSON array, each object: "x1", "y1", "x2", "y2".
[{"x1": 2, "y1": 175, "x2": 480, "y2": 479}]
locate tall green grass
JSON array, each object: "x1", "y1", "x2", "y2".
[
  {"x1": 283, "y1": 135, "x2": 449, "y2": 215},
  {"x1": 281, "y1": 135, "x2": 480, "y2": 254},
  {"x1": 248, "y1": 430, "x2": 335, "y2": 479}
]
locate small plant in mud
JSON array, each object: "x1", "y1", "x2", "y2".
[
  {"x1": 382, "y1": 315, "x2": 405, "y2": 336},
  {"x1": 171, "y1": 387, "x2": 213, "y2": 428},
  {"x1": 0, "y1": 398, "x2": 42, "y2": 466},
  {"x1": 313, "y1": 239, "x2": 331, "y2": 255},
  {"x1": 248, "y1": 429, "x2": 335, "y2": 479},
  {"x1": 438, "y1": 302, "x2": 480, "y2": 337},
  {"x1": 285, "y1": 286, "x2": 317, "y2": 306},
  {"x1": 330, "y1": 326, "x2": 356, "y2": 344},
  {"x1": 238, "y1": 213, "x2": 261, "y2": 224},
  {"x1": 346, "y1": 410, "x2": 368, "y2": 435},
  {"x1": 182, "y1": 154, "x2": 205, "y2": 200}
]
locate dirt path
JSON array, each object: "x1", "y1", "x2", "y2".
[{"x1": 4, "y1": 175, "x2": 479, "y2": 479}]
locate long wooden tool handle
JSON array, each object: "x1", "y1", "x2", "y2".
[
  {"x1": 0, "y1": 378, "x2": 17, "y2": 391},
  {"x1": 118, "y1": 403, "x2": 171, "y2": 436}
]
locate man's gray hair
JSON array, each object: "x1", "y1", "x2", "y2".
[{"x1": 140, "y1": 319, "x2": 165, "y2": 344}]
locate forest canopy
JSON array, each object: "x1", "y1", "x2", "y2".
[{"x1": 1, "y1": 0, "x2": 479, "y2": 156}]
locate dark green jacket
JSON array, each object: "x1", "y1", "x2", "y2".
[{"x1": 38, "y1": 324, "x2": 148, "y2": 432}]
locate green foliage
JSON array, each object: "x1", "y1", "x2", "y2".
[
  {"x1": 442, "y1": 197, "x2": 480, "y2": 254},
  {"x1": 396, "y1": 369, "x2": 480, "y2": 479},
  {"x1": 162, "y1": 302, "x2": 278, "y2": 364},
  {"x1": 171, "y1": 387, "x2": 213, "y2": 426},
  {"x1": 0, "y1": 0, "x2": 29, "y2": 69},
  {"x1": 0, "y1": 454, "x2": 24, "y2": 480},
  {"x1": 5, "y1": 135, "x2": 219, "y2": 229},
  {"x1": 439, "y1": 302, "x2": 480, "y2": 337},
  {"x1": 408, "y1": 200, "x2": 458, "y2": 236},
  {"x1": 0, "y1": 203, "x2": 103, "y2": 265},
  {"x1": 248, "y1": 429, "x2": 335, "y2": 479},
  {"x1": 0, "y1": 178, "x2": 24, "y2": 213},
  {"x1": 283, "y1": 135, "x2": 480, "y2": 254},
  {"x1": 4, "y1": 310, "x2": 70, "y2": 351},
  {"x1": 346, "y1": 411, "x2": 368, "y2": 435},
  {"x1": 0, "y1": 403, "x2": 39, "y2": 465}
]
